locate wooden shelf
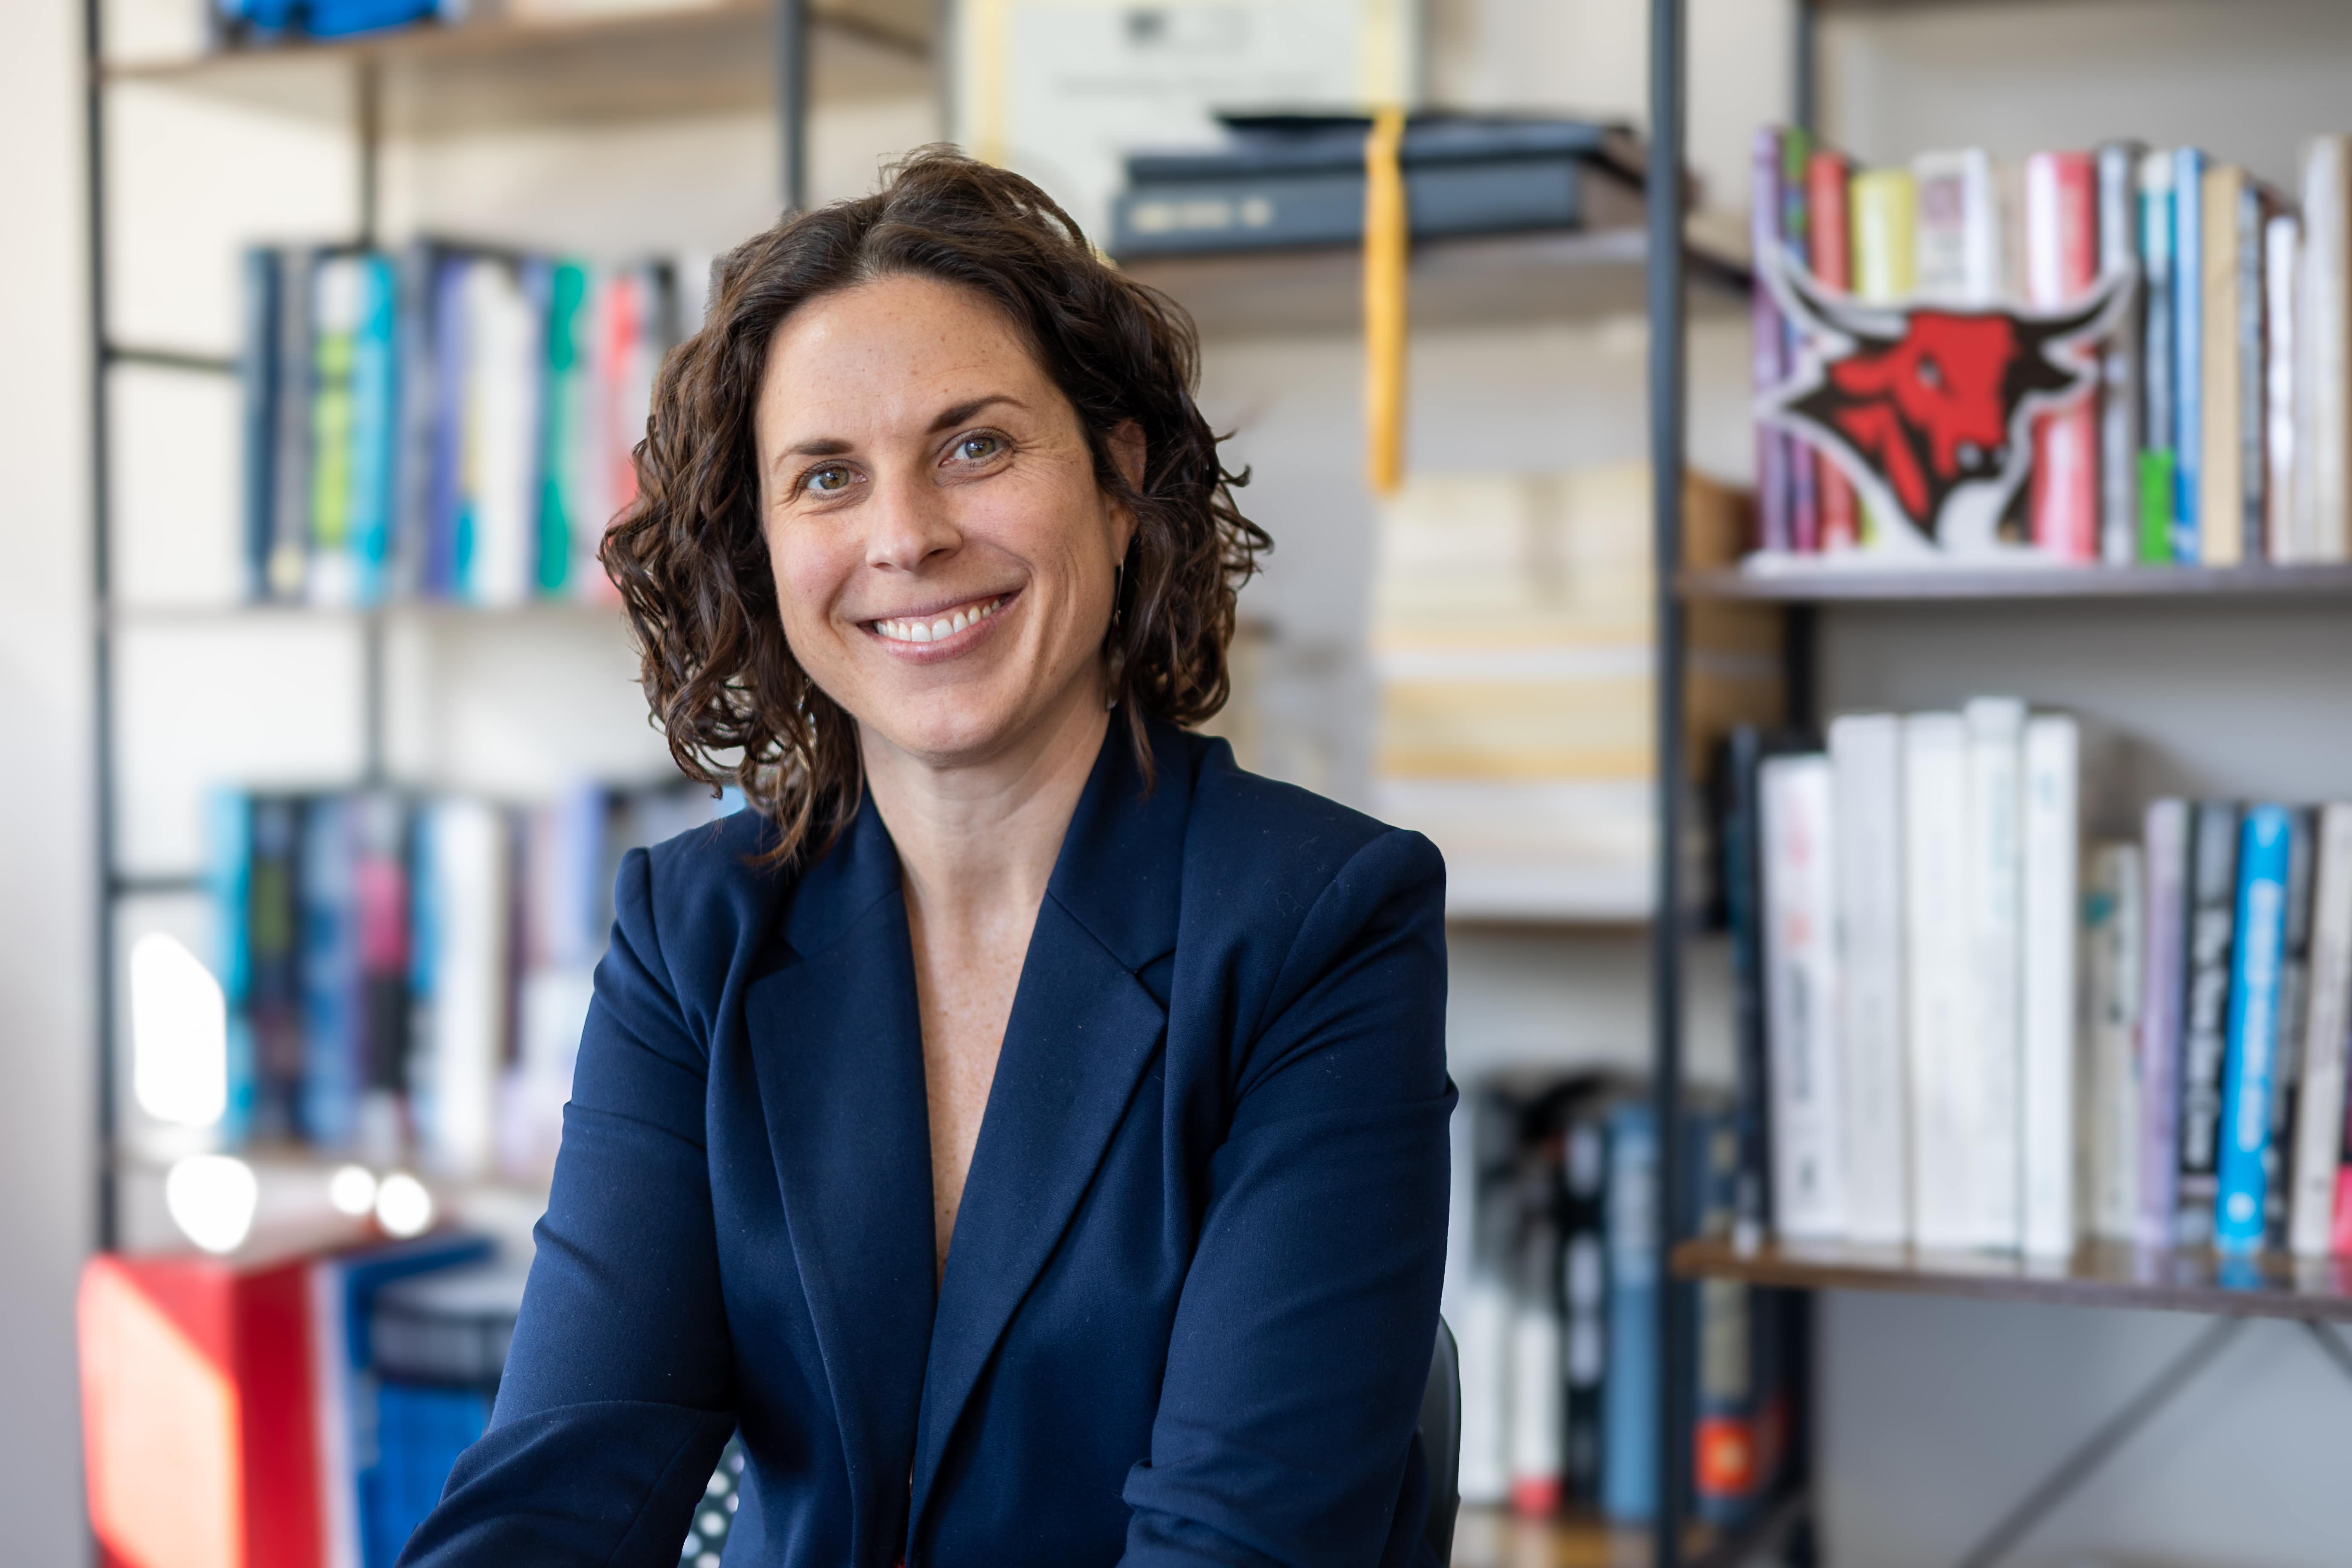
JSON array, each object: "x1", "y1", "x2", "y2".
[
  {"x1": 1674, "y1": 1235, "x2": 2352, "y2": 1324},
  {"x1": 1123, "y1": 228, "x2": 1750, "y2": 339},
  {"x1": 101, "y1": 0, "x2": 931, "y2": 133},
  {"x1": 1678, "y1": 559, "x2": 2352, "y2": 604},
  {"x1": 106, "y1": 597, "x2": 628, "y2": 627},
  {"x1": 1449, "y1": 1505, "x2": 1648, "y2": 1568}
]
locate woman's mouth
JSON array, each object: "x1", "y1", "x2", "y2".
[{"x1": 866, "y1": 591, "x2": 1013, "y2": 650}]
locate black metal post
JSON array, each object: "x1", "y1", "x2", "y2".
[
  {"x1": 1647, "y1": 1, "x2": 1691, "y2": 1565},
  {"x1": 775, "y1": 0, "x2": 810, "y2": 211},
  {"x1": 356, "y1": 54, "x2": 382, "y2": 250},
  {"x1": 83, "y1": 0, "x2": 119, "y2": 1256}
]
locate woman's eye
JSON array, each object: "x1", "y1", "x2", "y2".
[
  {"x1": 952, "y1": 433, "x2": 1003, "y2": 463},
  {"x1": 803, "y1": 464, "x2": 854, "y2": 496}
]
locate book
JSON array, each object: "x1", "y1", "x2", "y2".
[
  {"x1": 2237, "y1": 181, "x2": 2271, "y2": 565},
  {"x1": 2138, "y1": 153, "x2": 2177, "y2": 565},
  {"x1": 1722, "y1": 726, "x2": 1805, "y2": 1238},
  {"x1": 1760, "y1": 753, "x2": 1845, "y2": 1239},
  {"x1": 538, "y1": 258, "x2": 591, "y2": 597},
  {"x1": 2196, "y1": 163, "x2": 2245, "y2": 567},
  {"x1": 2024, "y1": 151, "x2": 2099, "y2": 562},
  {"x1": 2096, "y1": 141, "x2": 2148, "y2": 566},
  {"x1": 1781, "y1": 129, "x2": 1820, "y2": 554},
  {"x1": 2137, "y1": 799, "x2": 2191, "y2": 1247},
  {"x1": 2019, "y1": 714, "x2": 2080, "y2": 1256},
  {"x1": 2266, "y1": 211, "x2": 2302, "y2": 564},
  {"x1": 2289, "y1": 803, "x2": 2352, "y2": 1256},
  {"x1": 1456, "y1": 1086, "x2": 1519, "y2": 1508},
  {"x1": 1508, "y1": 1193, "x2": 1564, "y2": 1516},
  {"x1": 348, "y1": 253, "x2": 400, "y2": 609},
  {"x1": 463, "y1": 256, "x2": 543, "y2": 606},
  {"x1": 309, "y1": 254, "x2": 361, "y2": 607},
  {"x1": 2172, "y1": 147, "x2": 2207, "y2": 562},
  {"x1": 239, "y1": 248, "x2": 283, "y2": 600},
  {"x1": 2262, "y1": 808, "x2": 2318, "y2": 1251},
  {"x1": 2082, "y1": 843, "x2": 2144, "y2": 1243},
  {"x1": 2175, "y1": 800, "x2": 2241, "y2": 1246},
  {"x1": 80, "y1": 1248, "x2": 328, "y2": 1568},
  {"x1": 1807, "y1": 149, "x2": 1859, "y2": 552},
  {"x1": 1963, "y1": 697, "x2": 2027, "y2": 1251},
  {"x1": 364, "y1": 1259, "x2": 526, "y2": 1565},
  {"x1": 1903, "y1": 712, "x2": 1975, "y2": 1250},
  {"x1": 412, "y1": 798, "x2": 510, "y2": 1179},
  {"x1": 1828, "y1": 714, "x2": 1907, "y2": 1245},
  {"x1": 2301, "y1": 135, "x2": 2352, "y2": 563},
  {"x1": 1559, "y1": 1108, "x2": 1609, "y2": 1504},
  {"x1": 424, "y1": 252, "x2": 472, "y2": 600},
  {"x1": 1752, "y1": 129, "x2": 1795, "y2": 556},
  {"x1": 300, "y1": 796, "x2": 363, "y2": 1149},
  {"x1": 1600, "y1": 1099, "x2": 1657, "y2": 1523},
  {"x1": 1851, "y1": 169, "x2": 1917, "y2": 551},
  {"x1": 270, "y1": 245, "x2": 320, "y2": 601},
  {"x1": 2215, "y1": 807, "x2": 2294, "y2": 1253},
  {"x1": 1691, "y1": 1111, "x2": 1762, "y2": 1528},
  {"x1": 1913, "y1": 148, "x2": 2003, "y2": 305}
]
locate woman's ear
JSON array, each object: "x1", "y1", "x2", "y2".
[{"x1": 1107, "y1": 420, "x2": 1146, "y2": 494}]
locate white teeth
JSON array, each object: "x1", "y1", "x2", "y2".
[{"x1": 873, "y1": 595, "x2": 1005, "y2": 644}]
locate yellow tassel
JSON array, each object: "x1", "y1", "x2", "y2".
[{"x1": 1363, "y1": 105, "x2": 1409, "y2": 496}]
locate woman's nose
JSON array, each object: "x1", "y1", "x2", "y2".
[{"x1": 861, "y1": 469, "x2": 961, "y2": 573}]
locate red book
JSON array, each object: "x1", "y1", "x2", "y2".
[
  {"x1": 80, "y1": 1249, "x2": 326, "y2": 1568},
  {"x1": 2025, "y1": 151, "x2": 2101, "y2": 561},
  {"x1": 1806, "y1": 150, "x2": 1859, "y2": 551}
]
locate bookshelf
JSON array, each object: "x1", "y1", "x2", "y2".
[{"x1": 1649, "y1": 2, "x2": 2352, "y2": 1565}]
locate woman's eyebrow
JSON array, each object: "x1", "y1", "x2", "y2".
[{"x1": 928, "y1": 394, "x2": 1025, "y2": 432}]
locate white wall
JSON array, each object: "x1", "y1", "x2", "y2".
[{"x1": 0, "y1": 0, "x2": 97, "y2": 1557}]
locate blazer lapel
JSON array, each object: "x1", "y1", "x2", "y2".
[
  {"x1": 910, "y1": 721, "x2": 1193, "y2": 1520},
  {"x1": 743, "y1": 804, "x2": 937, "y2": 1563}
]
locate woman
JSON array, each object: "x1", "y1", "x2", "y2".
[{"x1": 401, "y1": 150, "x2": 1452, "y2": 1568}]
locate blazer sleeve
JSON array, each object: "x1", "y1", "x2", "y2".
[
  {"x1": 398, "y1": 847, "x2": 737, "y2": 1568},
  {"x1": 1119, "y1": 828, "x2": 1455, "y2": 1568}
]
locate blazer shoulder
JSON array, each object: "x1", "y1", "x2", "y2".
[
  {"x1": 624, "y1": 807, "x2": 791, "y2": 1026},
  {"x1": 1178, "y1": 733, "x2": 1445, "y2": 930}
]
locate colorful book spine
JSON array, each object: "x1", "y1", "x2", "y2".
[
  {"x1": 1807, "y1": 150, "x2": 1859, "y2": 552},
  {"x1": 2096, "y1": 141, "x2": 2148, "y2": 566},
  {"x1": 1760, "y1": 753, "x2": 1845, "y2": 1239},
  {"x1": 2138, "y1": 153, "x2": 2177, "y2": 565},
  {"x1": 1913, "y1": 147, "x2": 2002, "y2": 305},
  {"x1": 207, "y1": 791, "x2": 259, "y2": 1144},
  {"x1": 2019, "y1": 714, "x2": 2079, "y2": 1256},
  {"x1": 239, "y1": 248, "x2": 282, "y2": 601},
  {"x1": 2214, "y1": 806, "x2": 2293, "y2": 1253},
  {"x1": 2024, "y1": 151, "x2": 2099, "y2": 562},
  {"x1": 2137, "y1": 799, "x2": 2190, "y2": 1247},
  {"x1": 1780, "y1": 129, "x2": 1819, "y2": 553},
  {"x1": 426, "y1": 254, "x2": 472, "y2": 600},
  {"x1": 2175, "y1": 800, "x2": 2241, "y2": 1246},
  {"x1": 1559, "y1": 1111, "x2": 1609, "y2": 1505},
  {"x1": 271, "y1": 245, "x2": 318, "y2": 600},
  {"x1": 2289, "y1": 803, "x2": 2352, "y2": 1256},
  {"x1": 2171, "y1": 147, "x2": 2206, "y2": 563},
  {"x1": 2263, "y1": 807, "x2": 2316, "y2": 1251},
  {"x1": 1851, "y1": 169, "x2": 1917, "y2": 549},
  {"x1": 1600, "y1": 1099, "x2": 1657, "y2": 1523},
  {"x1": 1691, "y1": 1112, "x2": 1759, "y2": 1528},
  {"x1": 538, "y1": 259, "x2": 591, "y2": 597},
  {"x1": 300, "y1": 796, "x2": 363, "y2": 1148},
  {"x1": 349, "y1": 253, "x2": 400, "y2": 608},
  {"x1": 1752, "y1": 129, "x2": 1794, "y2": 555},
  {"x1": 2082, "y1": 843, "x2": 2144, "y2": 1242},
  {"x1": 309, "y1": 255, "x2": 361, "y2": 607}
]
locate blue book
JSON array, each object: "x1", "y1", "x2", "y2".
[
  {"x1": 299, "y1": 796, "x2": 362, "y2": 1146},
  {"x1": 2215, "y1": 806, "x2": 2295, "y2": 1253},
  {"x1": 348, "y1": 253, "x2": 399, "y2": 607},
  {"x1": 237, "y1": 249, "x2": 280, "y2": 601},
  {"x1": 2138, "y1": 163, "x2": 2175, "y2": 565},
  {"x1": 427, "y1": 256, "x2": 472, "y2": 600},
  {"x1": 2171, "y1": 147, "x2": 2206, "y2": 562},
  {"x1": 1601, "y1": 1099, "x2": 1657, "y2": 1522},
  {"x1": 206, "y1": 790, "x2": 257, "y2": 1144}
]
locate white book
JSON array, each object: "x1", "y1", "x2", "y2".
[
  {"x1": 1507, "y1": 1278, "x2": 1563, "y2": 1505},
  {"x1": 2081, "y1": 843, "x2": 2145, "y2": 1242},
  {"x1": 1904, "y1": 714, "x2": 1976, "y2": 1251},
  {"x1": 1455, "y1": 1270, "x2": 1512, "y2": 1504},
  {"x1": 1830, "y1": 714, "x2": 1908, "y2": 1244},
  {"x1": 2266, "y1": 212, "x2": 2303, "y2": 564},
  {"x1": 466, "y1": 258, "x2": 542, "y2": 606},
  {"x1": 2289, "y1": 803, "x2": 2352, "y2": 1254},
  {"x1": 1963, "y1": 698, "x2": 2027, "y2": 1250},
  {"x1": 1914, "y1": 148, "x2": 2005, "y2": 306},
  {"x1": 2300, "y1": 135, "x2": 2352, "y2": 563},
  {"x1": 1761, "y1": 754, "x2": 1847, "y2": 1240},
  {"x1": 2019, "y1": 714, "x2": 2080, "y2": 1257},
  {"x1": 417, "y1": 799, "x2": 510, "y2": 1178}
]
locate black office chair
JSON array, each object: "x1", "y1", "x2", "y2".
[{"x1": 1419, "y1": 1317, "x2": 1461, "y2": 1565}]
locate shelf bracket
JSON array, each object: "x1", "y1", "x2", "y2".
[{"x1": 1948, "y1": 1314, "x2": 2246, "y2": 1568}]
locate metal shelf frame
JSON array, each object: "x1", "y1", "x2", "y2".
[{"x1": 79, "y1": 0, "x2": 817, "y2": 1253}]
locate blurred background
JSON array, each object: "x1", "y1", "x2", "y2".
[{"x1": 11, "y1": 1, "x2": 2352, "y2": 1565}]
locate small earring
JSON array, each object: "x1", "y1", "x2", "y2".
[{"x1": 1106, "y1": 560, "x2": 1126, "y2": 709}]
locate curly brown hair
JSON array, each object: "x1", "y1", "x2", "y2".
[{"x1": 601, "y1": 147, "x2": 1268, "y2": 866}]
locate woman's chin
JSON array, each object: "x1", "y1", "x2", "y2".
[{"x1": 861, "y1": 680, "x2": 1100, "y2": 773}]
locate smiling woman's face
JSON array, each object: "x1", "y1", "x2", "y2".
[{"x1": 754, "y1": 274, "x2": 1138, "y2": 772}]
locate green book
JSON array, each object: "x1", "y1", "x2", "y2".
[{"x1": 537, "y1": 260, "x2": 590, "y2": 596}]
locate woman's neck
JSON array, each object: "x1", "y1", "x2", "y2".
[{"x1": 859, "y1": 682, "x2": 1111, "y2": 932}]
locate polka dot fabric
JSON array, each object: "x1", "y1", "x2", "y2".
[{"x1": 679, "y1": 1436, "x2": 744, "y2": 1567}]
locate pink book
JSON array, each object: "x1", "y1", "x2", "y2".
[
  {"x1": 1807, "y1": 150, "x2": 1859, "y2": 551},
  {"x1": 2026, "y1": 151, "x2": 2101, "y2": 560}
]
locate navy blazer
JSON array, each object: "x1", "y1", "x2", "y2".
[{"x1": 399, "y1": 719, "x2": 1452, "y2": 1568}]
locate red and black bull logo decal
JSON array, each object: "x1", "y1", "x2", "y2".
[{"x1": 1756, "y1": 250, "x2": 2132, "y2": 554}]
